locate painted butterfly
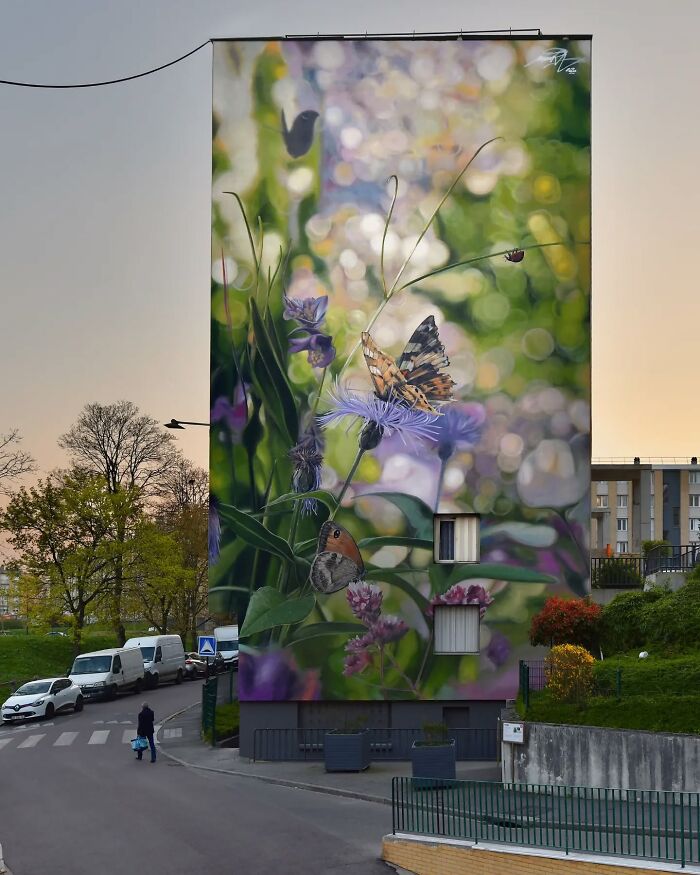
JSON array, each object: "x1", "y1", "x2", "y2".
[
  {"x1": 505, "y1": 249, "x2": 525, "y2": 263},
  {"x1": 361, "y1": 315, "x2": 454, "y2": 415},
  {"x1": 309, "y1": 521, "x2": 365, "y2": 594}
]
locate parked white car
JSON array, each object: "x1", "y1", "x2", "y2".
[
  {"x1": 2, "y1": 678, "x2": 83, "y2": 723},
  {"x1": 69, "y1": 647, "x2": 145, "y2": 700},
  {"x1": 124, "y1": 635, "x2": 186, "y2": 688}
]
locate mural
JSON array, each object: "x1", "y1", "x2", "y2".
[{"x1": 210, "y1": 38, "x2": 591, "y2": 702}]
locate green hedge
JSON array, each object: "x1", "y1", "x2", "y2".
[
  {"x1": 595, "y1": 652, "x2": 700, "y2": 696},
  {"x1": 0, "y1": 633, "x2": 118, "y2": 691},
  {"x1": 202, "y1": 702, "x2": 239, "y2": 744}
]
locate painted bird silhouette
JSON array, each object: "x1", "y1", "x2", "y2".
[{"x1": 281, "y1": 109, "x2": 319, "y2": 158}]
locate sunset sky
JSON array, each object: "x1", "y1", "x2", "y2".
[{"x1": 0, "y1": 0, "x2": 697, "y2": 481}]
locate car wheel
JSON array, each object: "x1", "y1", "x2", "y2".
[
  {"x1": 108, "y1": 685, "x2": 118, "y2": 701},
  {"x1": 45, "y1": 703, "x2": 55, "y2": 719},
  {"x1": 175, "y1": 669, "x2": 183, "y2": 685},
  {"x1": 151, "y1": 674, "x2": 159, "y2": 689},
  {"x1": 74, "y1": 696, "x2": 84, "y2": 712}
]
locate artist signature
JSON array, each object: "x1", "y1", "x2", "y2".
[{"x1": 525, "y1": 48, "x2": 584, "y2": 75}]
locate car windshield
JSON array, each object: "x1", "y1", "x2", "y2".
[
  {"x1": 16, "y1": 681, "x2": 52, "y2": 695},
  {"x1": 71, "y1": 656, "x2": 112, "y2": 674},
  {"x1": 217, "y1": 640, "x2": 238, "y2": 651},
  {"x1": 139, "y1": 647, "x2": 155, "y2": 661}
]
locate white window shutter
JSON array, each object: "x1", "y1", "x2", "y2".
[{"x1": 434, "y1": 604, "x2": 480, "y2": 654}]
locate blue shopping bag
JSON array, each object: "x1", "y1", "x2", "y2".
[{"x1": 131, "y1": 737, "x2": 149, "y2": 752}]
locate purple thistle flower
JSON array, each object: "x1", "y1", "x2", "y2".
[
  {"x1": 208, "y1": 496, "x2": 221, "y2": 565},
  {"x1": 435, "y1": 403, "x2": 486, "y2": 461},
  {"x1": 485, "y1": 631, "x2": 511, "y2": 668},
  {"x1": 347, "y1": 582, "x2": 383, "y2": 624},
  {"x1": 239, "y1": 650, "x2": 320, "y2": 701},
  {"x1": 210, "y1": 382, "x2": 248, "y2": 439},
  {"x1": 283, "y1": 294, "x2": 329, "y2": 330},
  {"x1": 288, "y1": 332, "x2": 336, "y2": 368},
  {"x1": 428, "y1": 583, "x2": 494, "y2": 618},
  {"x1": 321, "y1": 386, "x2": 439, "y2": 448},
  {"x1": 343, "y1": 633, "x2": 375, "y2": 676},
  {"x1": 370, "y1": 615, "x2": 409, "y2": 644},
  {"x1": 289, "y1": 434, "x2": 323, "y2": 515}
]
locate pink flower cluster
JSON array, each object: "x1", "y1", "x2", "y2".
[
  {"x1": 343, "y1": 582, "x2": 409, "y2": 676},
  {"x1": 428, "y1": 583, "x2": 494, "y2": 618}
]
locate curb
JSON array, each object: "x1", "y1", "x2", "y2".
[
  {"x1": 157, "y1": 705, "x2": 391, "y2": 807},
  {"x1": 0, "y1": 841, "x2": 13, "y2": 874}
]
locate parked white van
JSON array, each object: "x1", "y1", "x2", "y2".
[
  {"x1": 124, "y1": 634, "x2": 186, "y2": 688},
  {"x1": 214, "y1": 625, "x2": 239, "y2": 668},
  {"x1": 69, "y1": 647, "x2": 145, "y2": 700}
]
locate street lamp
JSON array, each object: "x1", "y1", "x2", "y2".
[{"x1": 163, "y1": 419, "x2": 210, "y2": 429}]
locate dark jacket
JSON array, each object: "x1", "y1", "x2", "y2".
[{"x1": 137, "y1": 706, "x2": 155, "y2": 737}]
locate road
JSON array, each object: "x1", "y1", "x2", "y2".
[{"x1": 0, "y1": 680, "x2": 391, "y2": 874}]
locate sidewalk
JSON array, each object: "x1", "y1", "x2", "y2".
[{"x1": 156, "y1": 704, "x2": 501, "y2": 805}]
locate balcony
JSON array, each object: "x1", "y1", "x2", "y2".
[{"x1": 591, "y1": 545, "x2": 700, "y2": 589}]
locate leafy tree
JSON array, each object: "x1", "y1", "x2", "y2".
[
  {"x1": 0, "y1": 429, "x2": 35, "y2": 495},
  {"x1": 2, "y1": 470, "x2": 136, "y2": 650},
  {"x1": 59, "y1": 401, "x2": 180, "y2": 643},
  {"x1": 529, "y1": 596, "x2": 602, "y2": 652}
]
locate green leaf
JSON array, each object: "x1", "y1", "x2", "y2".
[
  {"x1": 218, "y1": 504, "x2": 295, "y2": 564},
  {"x1": 294, "y1": 538, "x2": 318, "y2": 555},
  {"x1": 239, "y1": 586, "x2": 315, "y2": 637},
  {"x1": 266, "y1": 489, "x2": 338, "y2": 513},
  {"x1": 288, "y1": 621, "x2": 365, "y2": 643},
  {"x1": 208, "y1": 539, "x2": 248, "y2": 589},
  {"x1": 365, "y1": 567, "x2": 431, "y2": 613},
  {"x1": 443, "y1": 563, "x2": 557, "y2": 586},
  {"x1": 358, "y1": 536, "x2": 434, "y2": 551},
  {"x1": 363, "y1": 492, "x2": 434, "y2": 540},
  {"x1": 249, "y1": 299, "x2": 298, "y2": 442},
  {"x1": 482, "y1": 522, "x2": 557, "y2": 548}
]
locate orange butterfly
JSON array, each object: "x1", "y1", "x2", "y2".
[
  {"x1": 361, "y1": 316, "x2": 454, "y2": 414},
  {"x1": 310, "y1": 521, "x2": 365, "y2": 594}
]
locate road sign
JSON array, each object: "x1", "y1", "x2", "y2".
[{"x1": 198, "y1": 635, "x2": 217, "y2": 656}]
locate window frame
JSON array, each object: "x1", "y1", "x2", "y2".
[
  {"x1": 433, "y1": 513, "x2": 480, "y2": 564},
  {"x1": 433, "y1": 604, "x2": 481, "y2": 655},
  {"x1": 617, "y1": 518, "x2": 628, "y2": 532}
]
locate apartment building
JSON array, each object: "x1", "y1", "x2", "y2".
[{"x1": 592, "y1": 459, "x2": 700, "y2": 555}]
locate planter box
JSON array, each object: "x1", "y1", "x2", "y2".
[
  {"x1": 411, "y1": 740, "x2": 456, "y2": 786},
  {"x1": 324, "y1": 731, "x2": 371, "y2": 772}
]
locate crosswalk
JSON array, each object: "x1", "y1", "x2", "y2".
[{"x1": 0, "y1": 722, "x2": 182, "y2": 751}]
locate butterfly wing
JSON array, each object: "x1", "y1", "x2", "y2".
[
  {"x1": 309, "y1": 521, "x2": 365, "y2": 594},
  {"x1": 361, "y1": 331, "x2": 407, "y2": 401},
  {"x1": 396, "y1": 316, "x2": 455, "y2": 404}
]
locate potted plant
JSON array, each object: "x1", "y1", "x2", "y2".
[
  {"x1": 411, "y1": 722, "x2": 456, "y2": 786},
  {"x1": 324, "y1": 716, "x2": 371, "y2": 772}
]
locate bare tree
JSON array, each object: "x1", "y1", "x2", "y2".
[
  {"x1": 0, "y1": 430, "x2": 36, "y2": 495},
  {"x1": 59, "y1": 401, "x2": 181, "y2": 643},
  {"x1": 158, "y1": 458, "x2": 208, "y2": 509}
]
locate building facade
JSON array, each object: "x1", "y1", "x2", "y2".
[{"x1": 209, "y1": 36, "x2": 591, "y2": 754}]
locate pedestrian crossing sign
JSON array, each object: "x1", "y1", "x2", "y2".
[{"x1": 198, "y1": 636, "x2": 217, "y2": 656}]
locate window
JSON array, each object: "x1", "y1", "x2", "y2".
[
  {"x1": 434, "y1": 605, "x2": 480, "y2": 654},
  {"x1": 595, "y1": 495, "x2": 608, "y2": 508},
  {"x1": 690, "y1": 495, "x2": 700, "y2": 508},
  {"x1": 616, "y1": 541, "x2": 628, "y2": 554},
  {"x1": 690, "y1": 472, "x2": 700, "y2": 485},
  {"x1": 433, "y1": 514, "x2": 480, "y2": 563},
  {"x1": 617, "y1": 518, "x2": 628, "y2": 531},
  {"x1": 112, "y1": 656, "x2": 122, "y2": 673},
  {"x1": 690, "y1": 519, "x2": 700, "y2": 532},
  {"x1": 673, "y1": 508, "x2": 680, "y2": 526},
  {"x1": 617, "y1": 495, "x2": 628, "y2": 508}
]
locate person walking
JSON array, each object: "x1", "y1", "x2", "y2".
[{"x1": 136, "y1": 701, "x2": 156, "y2": 763}]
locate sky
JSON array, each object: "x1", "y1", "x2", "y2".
[{"x1": 0, "y1": 0, "x2": 698, "y2": 480}]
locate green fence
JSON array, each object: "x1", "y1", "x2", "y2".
[
  {"x1": 392, "y1": 777, "x2": 700, "y2": 867},
  {"x1": 201, "y1": 668, "x2": 238, "y2": 746}
]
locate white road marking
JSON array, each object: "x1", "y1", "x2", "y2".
[
  {"x1": 88, "y1": 730, "x2": 110, "y2": 745},
  {"x1": 93, "y1": 720, "x2": 104, "y2": 725},
  {"x1": 106, "y1": 720, "x2": 118, "y2": 724},
  {"x1": 163, "y1": 728, "x2": 182, "y2": 739},
  {"x1": 122, "y1": 730, "x2": 135, "y2": 744},
  {"x1": 18, "y1": 734, "x2": 45, "y2": 749},
  {"x1": 0, "y1": 738, "x2": 13, "y2": 750},
  {"x1": 120, "y1": 720, "x2": 132, "y2": 725},
  {"x1": 54, "y1": 732, "x2": 78, "y2": 747}
]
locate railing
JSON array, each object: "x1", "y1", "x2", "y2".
[
  {"x1": 591, "y1": 557, "x2": 644, "y2": 588},
  {"x1": 391, "y1": 777, "x2": 700, "y2": 867},
  {"x1": 645, "y1": 544, "x2": 700, "y2": 574},
  {"x1": 252, "y1": 727, "x2": 497, "y2": 763},
  {"x1": 519, "y1": 659, "x2": 623, "y2": 707},
  {"x1": 201, "y1": 667, "x2": 238, "y2": 746}
]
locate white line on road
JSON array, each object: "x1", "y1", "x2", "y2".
[
  {"x1": 54, "y1": 732, "x2": 78, "y2": 747},
  {"x1": 163, "y1": 728, "x2": 182, "y2": 739},
  {"x1": 0, "y1": 738, "x2": 13, "y2": 750},
  {"x1": 17, "y1": 734, "x2": 45, "y2": 749},
  {"x1": 87, "y1": 730, "x2": 110, "y2": 745},
  {"x1": 122, "y1": 730, "x2": 134, "y2": 744}
]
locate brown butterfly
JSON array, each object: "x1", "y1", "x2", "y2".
[
  {"x1": 309, "y1": 521, "x2": 365, "y2": 594},
  {"x1": 361, "y1": 316, "x2": 454, "y2": 415}
]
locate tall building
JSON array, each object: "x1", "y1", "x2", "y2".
[{"x1": 592, "y1": 459, "x2": 700, "y2": 555}]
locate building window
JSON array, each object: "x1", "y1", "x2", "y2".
[
  {"x1": 433, "y1": 515, "x2": 480, "y2": 563},
  {"x1": 616, "y1": 541, "x2": 628, "y2": 554},
  {"x1": 595, "y1": 495, "x2": 608, "y2": 508},
  {"x1": 673, "y1": 508, "x2": 680, "y2": 526},
  {"x1": 617, "y1": 495, "x2": 628, "y2": 508},
  {"x1": 690, "y1": 519, "x2": 700, "y2": 532},
  {"x1": 434, "y1": 605, "x2": 480, "y2": 654},
  {"x1": 690, "y1": 495, "x2": 700, "y2": 508},
  {"x1": 690, "y1": 472, "x2": 700, "y2": 485},
  {"x1": 617, "y1": 518, "x2": 628, "y2": 532}
]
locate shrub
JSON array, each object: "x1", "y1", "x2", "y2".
[
  {"x1": 545, "y1": 644, "x2": 595, "y2": 704},
  {"x1": 529, "y1": 597, "x2": 602, "y2": 651},
  {"x1": 642, "y1": 539, "x2": 672, "y2": 558},
  {"x1": 591, "y1": 558, "x2": 644, "y2": 589},
  {"x1": 599, "y1": 588, "x2": 668, "y2": 654}
]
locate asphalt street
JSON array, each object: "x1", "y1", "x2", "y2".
[{"x1": 0, "y1": 680, "x2": 391, "y2": 874}]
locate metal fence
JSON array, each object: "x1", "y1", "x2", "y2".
[
  {"x1": 201, "y1": 667, "x2": 238, "y2": 746},
  {"x1": 392, "y1": 777, "x2": 700, "y2": 868},
  {"x1": 519, "y1": 660, "x2": 622, "y2": 708},
  {"x1": 252, "y1": 727, "x2": 497, "y2": 763}
]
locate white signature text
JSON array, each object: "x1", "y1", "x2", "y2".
[{"x1": 525, "y1": 47, "x2": 584, "y2": 75}]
